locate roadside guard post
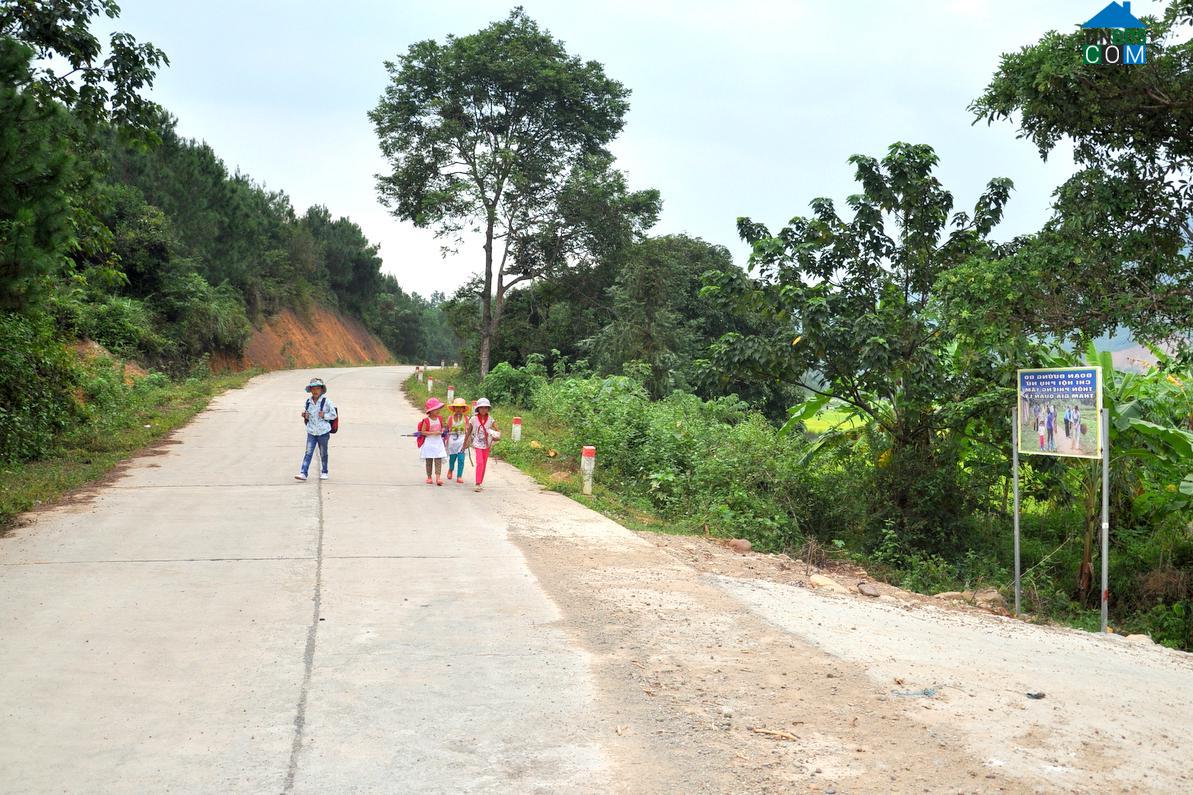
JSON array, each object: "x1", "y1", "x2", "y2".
[
  {"x1": 427, "y1": 376, "x2": 434, "y2": 393},
  {"x1": 416, "y1": 366, "x2": 423, "y2": 383},
  {"x1": 1013, "y1": 367, "x2": 1108, "y2": 630},
  {"x1": 447, "y1": 385, "x2": 455, "y2": 402},
  {"x1": 581, "y1": 446, "x2": 595, "y2": 495},
  {"x1": 512, "y1": 416, "x2": 522, "y2": 443}
]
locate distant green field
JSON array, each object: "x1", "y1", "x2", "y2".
[{"x1": 803, "y1": 408, "x2": 864, "y2": 434}]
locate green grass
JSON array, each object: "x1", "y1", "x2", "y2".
[
  {"x1": 0, "y1": 369, "x2": 256, "y2": 530},
  {"x1": 404, "y1": 368, "x2": 688, "y2": 535}
]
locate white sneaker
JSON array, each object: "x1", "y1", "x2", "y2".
[
  {"x1": 294, "y1": 473, "x2": 307, "y2": 481},
  {"x1": 319, "y1": 472, "x2": 329, "y2": 480}
]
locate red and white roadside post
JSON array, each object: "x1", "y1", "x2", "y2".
[
  {"x1": 581, "y1": 445, "x2": 596, "y2": 495},
  {"x1": 416, "y1": 366, "x2": 423, "y2": 383},
  {"x1": 427, "y1": 375, "x2": 434, "y2": 393},
  {"x1": 447, "y1": 384, "x2": 455, "y2": 402},
  {"x1": 511, "y1": 416, "x2": 522, "y2": 443}
]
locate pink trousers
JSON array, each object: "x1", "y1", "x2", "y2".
[{"x1": 474, "y1": 447, "x2": 490, "y2": 485}]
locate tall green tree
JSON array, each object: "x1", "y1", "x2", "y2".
[
  {"x1": 370, "y1": 8, "x2": 637, "y2": 376},
  {"x1": 0, "y1": 39, "x2": 75, "y2": 310},
  {"x1": 590, "y1": 234, "x2": 736, "y2": 397},
  {"x1": 971, "y1": 0, "x2": 1193, "y2": 349},
  {"x1": 706, "y1": 143, "x2": 1023, "y2": 544},
  {"x1": 0, "y1": 0, "x2": 168, "y2": 139}
]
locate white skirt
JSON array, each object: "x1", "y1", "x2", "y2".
[{"x1": 419, "y1": 434, "x2": 447, "y2": 459}]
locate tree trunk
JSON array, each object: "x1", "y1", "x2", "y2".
[
  {"x1": 479, "y1": 215, "x2": 495, "y2": 378},
  {"x1": 476, "y1": 281, "x2": 511, "y2": 382}
]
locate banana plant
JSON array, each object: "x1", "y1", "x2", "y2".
[{"x1": 1041, "y1": 344, "x2": 1193, "y2": 594}]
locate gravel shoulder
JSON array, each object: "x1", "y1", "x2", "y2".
[
  {"x1": 490, "y1": 479, "x2": 1029, "y2": 793},
  {"x1": 641, "y1": 533, "x2": 1193, "y2": 793}
]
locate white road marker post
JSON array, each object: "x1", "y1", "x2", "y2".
[
  {"x1": 511, "y1": 416, "x2": 522, "y2": 443},
  {"x1": 581, "y1": 446, "x2": 596, "y2": 495},
  {"x1": 416, "y1": 366, "x2": 423, "y2": 383},
  {"x1": 447, "y1": 385, "x2": 455, "y2": 403},
  {"x1": 427, "y1": 376, "x2": 434, "y2": 393},
  {"x1": 441, "y1": 359, "x2": 445, "y2": 367}
]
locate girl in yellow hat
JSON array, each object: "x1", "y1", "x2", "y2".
[{"x1": 445, "y1": 398, "x2": 469, "y2": 484}]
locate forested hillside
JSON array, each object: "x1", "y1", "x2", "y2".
[{"x1": 1, "y1": 2, "x2": 455, "y2": 475}]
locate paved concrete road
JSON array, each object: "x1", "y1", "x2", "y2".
[{"x1": 0, "y1": 367, "x2": 610, "y2": 793}]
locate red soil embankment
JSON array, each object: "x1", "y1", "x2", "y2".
[{"x1": 211, "y1": 305, "x2": 392, "y2": 372}]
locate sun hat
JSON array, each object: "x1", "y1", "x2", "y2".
[
  {"x1": 449, "y1": 398, "x2": 468, "y2": 412},
  {"x1": 305, "y1": 377, "x2": 326, "y2": 392},
  {"x1": 474, "y1": 397, "x2": 491, "y2": 411},
  {"x1": 425, "y1": 397, "x2": 445, "y2": 413}
]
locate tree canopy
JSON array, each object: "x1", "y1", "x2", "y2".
[
  {"x1": 971, "y1": 0, "x2": 1193, "y2": 351},
  {"x1": 705, "y1": 142, "x2": 1023, "y2": 543},
  {"x1": 0, "y1": 0, "x2": 168, "y2": 139},
  {"x1": 371, "y1": 7, "x2": 655, "y2": 375}
]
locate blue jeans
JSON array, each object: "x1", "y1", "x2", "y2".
[
  {"x1": 301, "y1": 432, "x2": 329, "y2": 475},
  {"x1": 448, "y1": 452, "x2": 465, "y2": 478}
]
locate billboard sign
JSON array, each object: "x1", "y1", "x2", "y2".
[{"x1": 1016, "y1": 367, "x2": 1102, "y2": 459}]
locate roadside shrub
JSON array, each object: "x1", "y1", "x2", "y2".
[
  {"x1": 532, "y1": 375, "x2": 650, "y2": 473},
  {"x1": 530, "y1": 374, "x2": 833, "y2": 552},
  {"x1": 157, "y1": 273, "x2": 250, "y2": 360},
  {"x1": 1135, "y1": 601, "x2": 1192, "y2": 651},
  {"x1": 482, "y1": 361, "x2": 545, "y2": 405},
  {"x1": 0, "y1": 312, "x2": 79, "y2": 463},
  {"x1": 75, "y1": 295, "x2": 168, "y2": 359}
]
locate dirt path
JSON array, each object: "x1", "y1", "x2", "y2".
[{"x1": 1, "y1": 365, "x2": 1187, "y2": 792}]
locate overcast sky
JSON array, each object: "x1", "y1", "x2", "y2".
[{"x1": 96, "y1": 0, "x2": 1160, "y2": 298}]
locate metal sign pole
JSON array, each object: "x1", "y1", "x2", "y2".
[
  {"x1": 1101, "y1": 407, "x2": 1110, "y2": 633},
  {"x1": 1012, "y1": 407, "x2": 1021, "y2": 616}
]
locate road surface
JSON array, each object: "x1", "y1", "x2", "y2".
[{"x1": 2, "y1": 366, "x2": 1190, "y2": 793}]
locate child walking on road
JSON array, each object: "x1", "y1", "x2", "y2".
[
  {"x1": 445, "y1": 398, "x2": 469, "y2": 485},
  {"x1": 464, "y1": 397, "x2": 500, "y2": 492},
  {"x1": 296, "y1": 377, "x2": 337, "y2": 481},
  {"x1": 417, "y1": 398, "x2": 450, "y2": 485}
]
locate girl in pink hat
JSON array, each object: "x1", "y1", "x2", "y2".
[{"x1": 416, "y1": 397, "x2": 450, "y2": 485}]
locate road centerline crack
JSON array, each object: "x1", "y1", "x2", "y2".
[{"x1": 283, "y1": 472, "x2": 325, "y2": 792}]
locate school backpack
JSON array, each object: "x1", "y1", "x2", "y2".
[
  {"x1": 416, "y1": 416, "x2": 447, "y2": 448},
  {"x1": 303, "y1": 396, "x2": 339, "y2": 434}
]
